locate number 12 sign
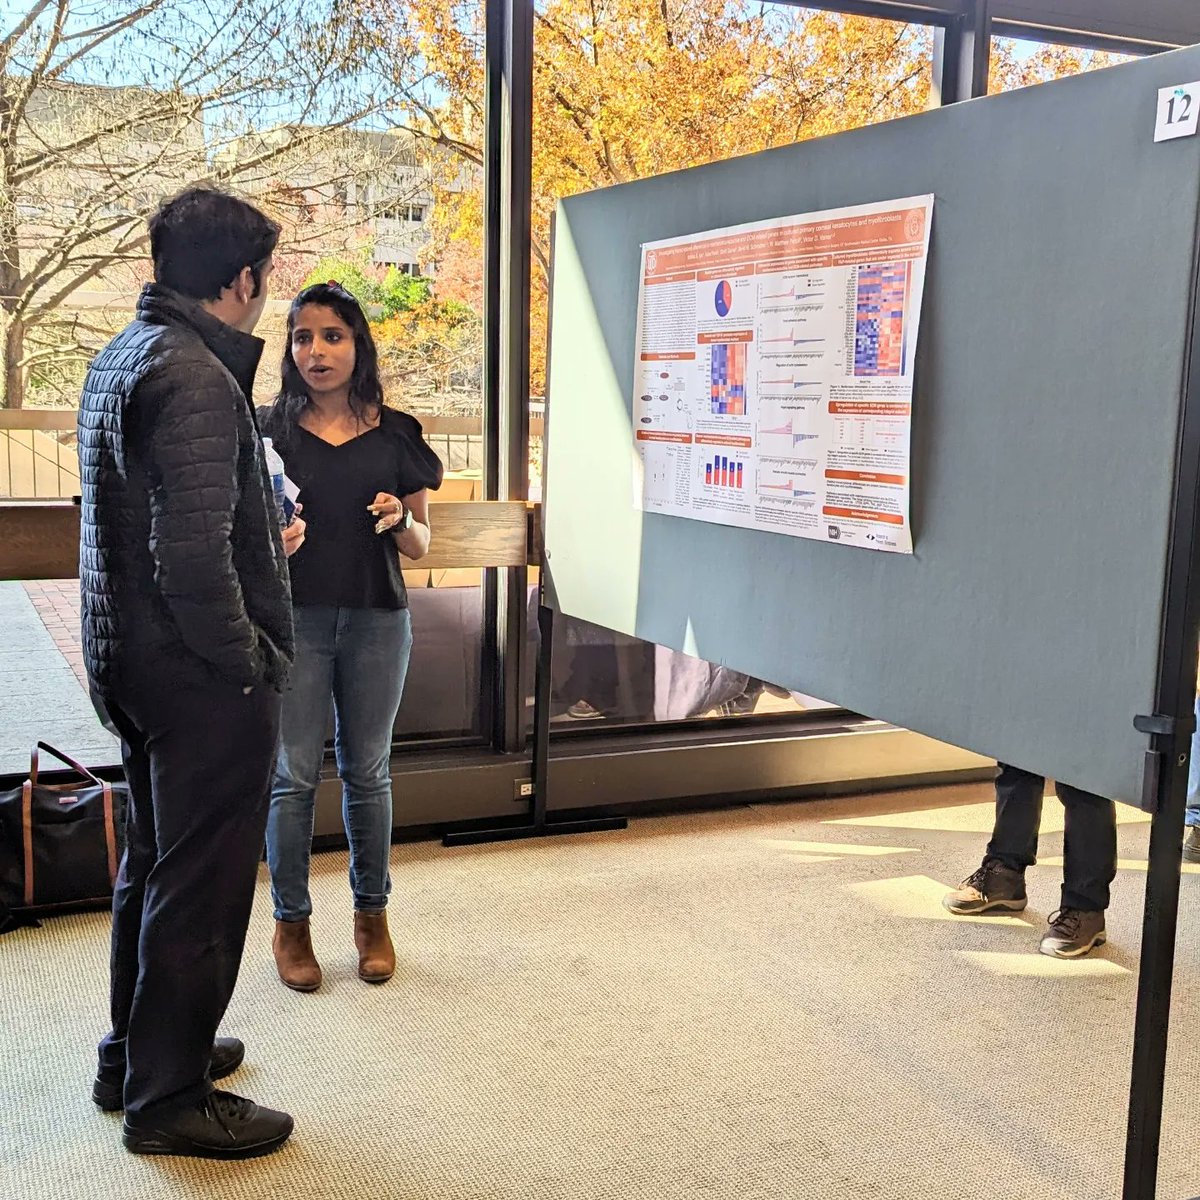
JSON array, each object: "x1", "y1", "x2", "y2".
[{"x1": 1156, "y1": 82, "x2": 1200, "y2": 143}]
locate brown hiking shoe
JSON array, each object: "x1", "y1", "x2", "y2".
[
  {"x1": 1184, "y1": 827, "x2": 1200, "y2": 864},
  {"x1": 1039, "y1": 908, "x2": 1107, "y2": 959},
  {"x1": 354, "y1": 910, "x2": 396, "y2": 983},
  {"x1": 272, "y1": 918, "x2": 322, "y2": 992},
  {"x1": 942, "y1": 858, "x2": 1028, "y2": 915}
]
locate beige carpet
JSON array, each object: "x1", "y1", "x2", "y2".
[{"x1": 2, "y1": 782, "x2": 1199, "y2": 1200}]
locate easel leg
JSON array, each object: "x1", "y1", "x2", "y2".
[{"x1": 530, "y1": 602, "x2": 554, "y2": 827}]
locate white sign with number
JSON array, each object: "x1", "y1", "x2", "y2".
[{"x1": 1156, "y1": 82, "x2": 1200, "y2": 142}]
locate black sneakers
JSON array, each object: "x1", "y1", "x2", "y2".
[
  {"x1": 122, "y1": 1089, "x2": 293, "y2": 1160},
  {"x1": 1039, "y1": 908, "x2": 1107, "y2": 959},
  {"x1": 942, "y1": 858, "x2": 1028, "y2": 915},
  {"x1": 92, "y1": 1036, "x2": 246, "y2": 1112}
]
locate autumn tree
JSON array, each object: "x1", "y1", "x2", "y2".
[
  {"x1": 363, "y1": 1, "x2": 941, "y2": 392},
  {"x1": 375, "y1": 297, "x2": 483, "y2": 405},
  {"x1": 363, "y1": 0, "x2": 1136, "y2": 400},
  {"x1": 300, "y1": 250, "x2": 433, "y2": 315},
  {"x1": 0, "y1": 0, "x2": 425, "y2": 408},
  {"x1": 989, "y1": 37, "x2": 1131, "y2": 94}
]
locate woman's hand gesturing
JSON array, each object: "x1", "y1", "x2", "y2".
[{"x1": 368, "y1": 493, "x2": 404, "y2": 535}]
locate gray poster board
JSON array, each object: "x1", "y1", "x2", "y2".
[{"x1": 544, "y1": 46, "x2": 1200, "y2": 805}]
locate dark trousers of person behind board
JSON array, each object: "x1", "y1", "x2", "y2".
[
  {"x1": 987, "y1": 763, "x2": 1118, "y2": 912},
  {"x1": 96, "y1": 672, "x2": 282, "y2": 1118},
  {"x1": 563, "y1": 644, "x2": 620, "y2": 713}
]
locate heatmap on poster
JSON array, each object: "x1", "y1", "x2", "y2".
[{"x1": 632, "y1": 196, "x2": 934, "y2": 554}]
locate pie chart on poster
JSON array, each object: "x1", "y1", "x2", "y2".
[{"x1": 714, "y1": 280, "x2": 732, "y2": 317}]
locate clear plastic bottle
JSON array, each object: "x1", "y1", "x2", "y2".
[{"x1": 262, "y1": 437, "x2": 288, "y2": 527}]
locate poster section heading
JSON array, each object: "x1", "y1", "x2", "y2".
[{"x1": 632, "y1": 196, "x2": 933, "y2": 554}]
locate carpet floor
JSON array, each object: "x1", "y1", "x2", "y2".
[{"x1": 2, "y1": 782, "x2": 1198, "y2": 1199}]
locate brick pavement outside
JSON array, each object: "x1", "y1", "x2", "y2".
[
  {"x1": 0, "y1": 581, "x2": 117, "y2": 775},
  {"x1": 22, "y1": 580, "x2": 87, "y2": 688}
]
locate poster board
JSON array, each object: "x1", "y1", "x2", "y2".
[{"x1": 544, "y1": 46, "x2": 1200, "y2": 805}]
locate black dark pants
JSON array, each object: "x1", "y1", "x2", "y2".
[
  {"x1": 987, "y1": 763, "x2": 1118, "y2": 913},
  {"x1": 96, "y1": 674, "x2": 281, "y2": 1117},
  {"x1": 562, "y1": 644, "x2": 620, "y2": 713}
]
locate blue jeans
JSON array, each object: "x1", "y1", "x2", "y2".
[
  {"x1": 266, "y1": 606, "x2": 413, "y2": 921},
  {"x1": 1188, "y1": 694, "x2": 1200, "y2": 828}
]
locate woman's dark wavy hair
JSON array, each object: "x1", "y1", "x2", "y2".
[{"x1": 274, "y1": 282, "x2": 384, "y2": 437}]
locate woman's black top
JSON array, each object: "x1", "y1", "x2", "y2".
[{"x1": 257, "y1": 403, "x2": 443, "y2": 610}]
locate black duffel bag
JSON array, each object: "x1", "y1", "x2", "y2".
[{"x1": 0, "y1": 742, "x2": 126, "y2": 932}]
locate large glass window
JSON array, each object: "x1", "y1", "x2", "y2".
[
  {"x1": 525, "y1": 4, "x2": 938, "y2": 730},
  {"x1": 0, "y1": 0, "x2": 490, "y2": 753},
  {"x1": 243, "y1": 4, "x2": 489, "y2": 744},
  {"x1": 2, "y1": 2, "x2": 1159, "y2": 757}
]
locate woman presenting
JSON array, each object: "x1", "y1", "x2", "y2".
[{"x1": 259, "y1": 281, "x2": 442, "y2": 990}]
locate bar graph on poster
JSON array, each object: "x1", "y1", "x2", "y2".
[{"x1": 632, "y1": 196, "x2": 933, "y2": 553}]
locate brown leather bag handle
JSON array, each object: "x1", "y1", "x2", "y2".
[
  {"x1": 21, "y1": 781, "x2": 34, "y2": 908},
  {"x1": 29, "y1": 742, "x2": 104, "y2": 789},
  {"x1": 101, "y1": 783, "x2": 118, "y2": 887}
]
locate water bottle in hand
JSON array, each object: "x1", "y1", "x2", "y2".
[{"x1": 262, "y1": 437, "x2": 291, "y2": 528}]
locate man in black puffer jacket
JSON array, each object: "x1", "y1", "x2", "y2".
[{"x1": 78, "y1": 188, "x2": 305, "y2": 1160}]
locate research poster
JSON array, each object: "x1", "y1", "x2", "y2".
[{"x1": 632, "y1": 196, "x2": 933, "y2": 554}]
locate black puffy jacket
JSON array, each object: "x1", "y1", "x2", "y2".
[{"x1": 78, "y1": 284, "x2": 294, "y2": 695}]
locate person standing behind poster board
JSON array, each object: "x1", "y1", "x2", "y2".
[
  {"x1": 1184, "y1": 694, "x2": 1200, "y2": 863},
  {"x1": 942, "y1": 766, "x2": 1117, "y2": 959}
]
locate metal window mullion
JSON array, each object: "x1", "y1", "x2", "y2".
[
  {"x1": 768, "y1": 0, "x2": 960, "y2": 25},
  {"x1": 492, "y1": 0, "x2": 534, "y2": 754},
  {"x1": 933, "y1": 0, "x2": 991, "y2": 104},
  {"x1": 989, "y1": 18, "x2": 1168, "y2": 56},
  {"x1": 481, "y1": 0, "x2": 507, "y2": 750}
]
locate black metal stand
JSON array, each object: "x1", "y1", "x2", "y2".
[
  {"x1": 1124, "y1": 758, "x2": 1189, "y2": 1200},
  {"x1": 442, "y1": 602, "x2": 628, "y2": 847},
  {"x1": 1122, "y1": 234, "x2": 1200, "y2": 1198}
]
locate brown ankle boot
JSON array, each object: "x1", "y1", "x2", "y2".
[
  {"x1": 272, "y1": 918, "x2": 322, "y2": 992},
  {"x1": 353, "y1": 910, "x2": 395, "y2": 983}
]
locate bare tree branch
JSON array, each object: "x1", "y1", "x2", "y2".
[
  {"x1": 5, "y1": 0, "x2": 70, "y2": 138},
  {"x1": 16, "y1": 90, "x2": 203, "y2": 183},
  {"x1": 0, "y1": 0, "x2": 440, "y2": 406},
  {"x1": 0, "y1": 0, "x2": 56, "y2": 68},
  {"x1": 49, "y1": 3, "x2": 168, "y2": 80},
  {"x1": 29, "y1": 225, "x2": 151, "y2": 319}
]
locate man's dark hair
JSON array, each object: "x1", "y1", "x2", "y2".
[{"x1": 148, "y1": 187, "x2": 281, "y2": 301}]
